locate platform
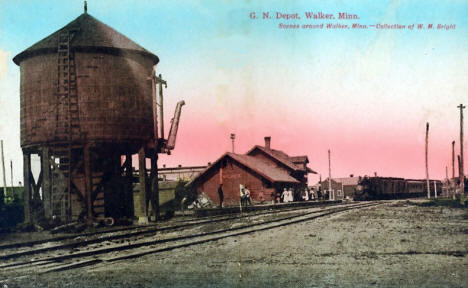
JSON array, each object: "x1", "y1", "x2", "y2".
[{"x1": 194, "y1": 200, "x2": 343, "y2": 217}]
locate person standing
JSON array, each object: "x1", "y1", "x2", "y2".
[
  {"x1": 288, "y1": 188, "x2": 294, "y2": 202},
  {"x1": 218, "y1": 184, "x2": 224, "y2": 208},
  {"x1": 310, "y1": 189, "x2": 315, "y2": 200},
  {"x1": 244, "y1": 185, "x2": 252, "y2": 206},
  {"x1": 240, "y1": 184, "x2": 245, "y2": 206},
  {"x1": 281, "y1": 188, "x2": 288, "y2": 203},
  {"x1": 303, "y1": 188, "x2": 309, "y2": 201}
]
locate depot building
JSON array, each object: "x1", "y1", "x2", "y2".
[{"x1": 190, "y1": 137, "x2": 316, "y2": 205}]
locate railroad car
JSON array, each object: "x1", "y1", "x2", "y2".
[{"x1": 354, "y1": 177, "x2": 442, "y2": 200}]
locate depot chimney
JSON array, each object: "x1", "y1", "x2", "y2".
[{"x1": 264, "y1": 136, "x2": 271, "y2": 150}]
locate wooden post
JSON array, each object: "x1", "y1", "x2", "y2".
[
  {"x1": 452, "y1": 141, "x2": 455, "y2": 179},
  {"x1": 41, "y1": 148, "x2": 52, "y2": 218},
  {"x1": 458, "y1": 155, "x2": 462, "y2": 194},
  {"x1": 136, "y1": 146, "x2": 148, "y2": 224},
  {"x1": 445, "y1": 166, "x2": 449, "y2": 197},
  {"x1": 150, "y1": 152, "x2": 159, "y2": 221},
  {"x1": 319, "y1": 174, "x2": 322, "y2": 199},
  {"x1": 1, "y1": 140, "x2": 6, "y2": 200},
  {"x1": 84, "y1": 145, "x2": 93, "y2": 223},
  {"x1": 425, "y1": 123, "x2": 430, "y2": 199},
  {"x1": 23, "y1": 152, "x2": 31, "y2": 224},
  {"x1": 328, "y1": 149, "x2": 332, "y2": 201},
  {"x1": 125, "y1": 153, "x2": 133, "y2": 218},
  {"x1": 341, "y1": 182, "x2": 344, "y2": 200},
  {"x1": 458, "y1": 104, "x2": 465, "y2": 195},
  {"x1": 158, "y1": 74, "x2": 165, "y2": 140},
  {"x1": 151, "y1": 68, "x2": 159, "y2": 146},
  {"x1": 10, "y1": 160, "x2": 13, "y2": 188}
]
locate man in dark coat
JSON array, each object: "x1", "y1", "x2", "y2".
[{"x1": 218, "y1": 184, "x2": 224, "y2": 208}]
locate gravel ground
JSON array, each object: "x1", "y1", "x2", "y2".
[{"x1": 2, "y1": 201, "x2": 467, "y2": 288}]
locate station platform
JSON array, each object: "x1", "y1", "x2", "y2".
[{"x1": 194, "y1": 200, "x2": 343, "y2": 217}]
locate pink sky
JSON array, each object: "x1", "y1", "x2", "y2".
[{"x1": 1, "y1": 1, "x2": 467, "y2": 185}]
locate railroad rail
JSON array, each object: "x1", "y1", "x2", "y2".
[
  {"x1": 0, "y1": 200, "x2": 343, "y2": 252},
  {"x1": 0, "y1": 201, "x2": 380, "y2": 279},
  {"x1": 0, "y1": 204, "x2": 330, "y2": 261}
]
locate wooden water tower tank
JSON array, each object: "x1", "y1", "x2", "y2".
[{"x1": 13, "y1": 9, "x2": 159, "y2": 224}]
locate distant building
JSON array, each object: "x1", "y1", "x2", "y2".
[
  {"x1": 319, "y1": 176, "x2": 360, "y2": 200},
  {"x1": 158, "y1": 165, "x2": 207, "y2": 181},
  {"x1": 190, "y1": 137, "x2": 316, "y2": 205}
]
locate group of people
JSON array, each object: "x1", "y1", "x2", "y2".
[
  {"x1": 217, "y1": 184, "x2": 320, "y2": 208},
  {"x1": 278, "y1": 187, "x2": 317, "y2": 203},
  {"x1": 301, "y1": 188, "x2": 316, "y2": 201},
  {"x1": 281, "y1": 188, "x2": 294, "y2": 203},
  {"x1": 217, "y1": 183, "x2": 253, "y2": 208}
]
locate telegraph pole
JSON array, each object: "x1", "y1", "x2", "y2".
[
  {"x1": 425, "y1": 123, "x2": 430, "y2": 199},
  {"x1": 451, "y1": 140, "x2": 456, "y2": 197},
  {"x1": 10, "y1": 160, "x2": 13, "y2": 188},
  {"x1": 458, "y1": 156, "x2": 462, "y2": 181},
  {"x1": 1, "y1": 140, "x2": 6, "y2": 200},
  {"x1": 458, "y1": 104, "x2": 465, "y2": 195},
  {"x1": 328, "y1": 149, "x2": 332, "y2": 200},
  {"x1": 452, "y1": 141, "x2": 455, "y2": 179},
  {"x1": 445, "y1": 166, "x2": 449, "y2": 197}
]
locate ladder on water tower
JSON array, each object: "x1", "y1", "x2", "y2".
[{"x1": 52, "y1": 30, "x2": 80, "y2": 222}]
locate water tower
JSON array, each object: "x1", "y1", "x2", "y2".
[{"x1": 13, "y1": 4, "x2": 184, "y2": 225}]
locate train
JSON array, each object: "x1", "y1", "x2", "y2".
[{"x1": 354, "y1": 176, "x2": 443, "y2": 200}]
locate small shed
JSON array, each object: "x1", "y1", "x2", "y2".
[
  {"x1": 319, "y1": 178, "x2": 344, "y2": 200},
  {"x1": 319, "y1": 176, "x2": 360, "y2": 200}
]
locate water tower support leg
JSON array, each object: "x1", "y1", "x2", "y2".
[
  {"x1": 135, "y1": 147, "x2": 149, "y2": 224},
  {"x1": 150, "y1": 152, "x2": 159, "y2": 221},
  {"x1": 41, "y1": 147, "x2": 52, "y2": 219},
  {"x1": 124, "y1": 152, "x2": 133, "y2": 219},
  {"x1": 84, "y1": 145, "x2": 93, "y2": 224},
  {"x1": 23, "y1": 152, "x2": 32, "y2": 224}
]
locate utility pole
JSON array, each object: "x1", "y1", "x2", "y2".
[
  {"x1": 458, "y1": 104, "x2": 465, "y2": 195},
  {"x1": 451, "y1": 141, "x2": 456, "y2": 197},
  {"x1": 452, "y1": 141, "x2": 455, "y2": 179},
  {"x1": 1, "y1": 140, "x2": 6, "y2": 200},
  {"x1": 328, "y1": 149, "x2": 332, "y2": 200},
  {"x1": 319, "y1": 174, "x2": 322, "y2": 199},
  {"x1": 10, "y1": 160, "x2": 13, "y2": 188},
  {"x1": 230, "y1": 133, "x2": 236, "y2": 153},
  {"x1": 425, "y1": 123, "x2": 430, "y2": 199},
  {"x1": 445, "y1": 166, "x2": 449, "y2": 197}
]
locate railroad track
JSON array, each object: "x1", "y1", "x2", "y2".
[
  {"x1": 0, "y1": 201, "x2": 344, "y2": 259},
  {"x1": 0, "y1": 203, "x2": 338, "y2": 261},
  {"x1": 0, "y1": 201, "x2": 379, "y2": 278}
]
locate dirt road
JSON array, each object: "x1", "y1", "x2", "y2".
[{"x1": 2, "y1": 200, "x2": 467, "y2": 287}]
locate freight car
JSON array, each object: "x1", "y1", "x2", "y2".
[{"x1": 354, "y1": 176, "x2": 442, "y2": 200}]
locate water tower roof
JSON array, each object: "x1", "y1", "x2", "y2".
[{"x1": 13, "y1": 13, "x2": 159, "y2": 65}]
